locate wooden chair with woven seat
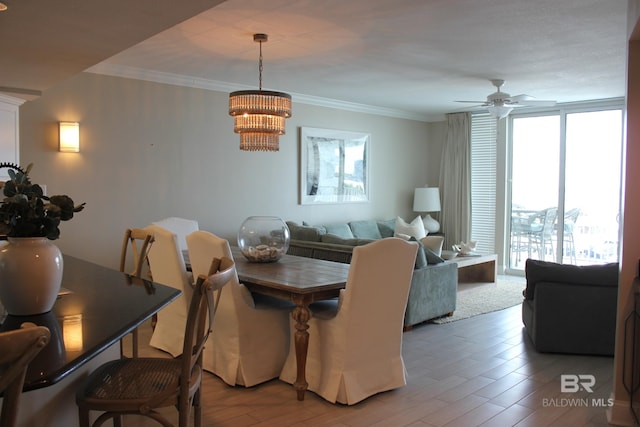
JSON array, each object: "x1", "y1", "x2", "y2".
[
  {"x1": 118, "y1": 228, "x2": 155, "y2": 358},
  {"x1": 0, "y1": 322, "x2": 51, "y2": 427},
  {"x1": 76, "y1": 257, "x2": 235, "y2": 427}
]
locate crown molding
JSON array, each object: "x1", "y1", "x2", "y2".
[
  {"x1": 0, "y1": 91, "x2": 34, "y2": 105},
  {"x1": 85, "y1": 63, "x2": 435, "y2": 122}
]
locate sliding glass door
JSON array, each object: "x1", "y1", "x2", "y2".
[
  {"x1": 563, "y1": 110, "x2": 622, "y2": 264},
  {"x1": 508, "y1": 108, "x2": 622, "y2": 270},
  {"x1": 510, "y1": 115, "x2": 560, "y2": 268}
]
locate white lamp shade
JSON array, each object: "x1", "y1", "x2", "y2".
[
  {"x1": 59, "y1": 121, "x2": 80, "y2": 152},
  {"x1": 413, "y1": 187, "x2": 441, "y2": 212},
  {"x1": 486, "y1": 105, "x2": 513, "y2": 120}
]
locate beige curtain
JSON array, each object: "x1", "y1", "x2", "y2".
[{"x1": 439, "y1": 112, "x2": 472, "y2": 249}]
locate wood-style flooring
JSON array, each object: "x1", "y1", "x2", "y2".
[{"x1": 121, "y1": 294, "x2": 614, "y2": 426}]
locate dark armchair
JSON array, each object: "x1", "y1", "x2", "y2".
[{"x1": 522, "y1": 259, "x2": 619, "y2": 356}]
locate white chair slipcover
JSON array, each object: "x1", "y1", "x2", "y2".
[
  {"x1": 151, "y1": 217, "x2": 199, "y2": 253},
  {"x1": 186, "y1": 230, "x2": 291, "y2": 387},
  {"x1": 146, "y1": 224, "x2": 194, "y2": 357},
  {"x1": 279, "y1": 237, "x2": 418, "y2": 405}
]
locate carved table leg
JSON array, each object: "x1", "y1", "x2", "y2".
[{"x1": 291, "y1": 300, "x2": 311, "y2": 401}]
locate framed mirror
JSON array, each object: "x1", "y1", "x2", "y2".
[{"x1": 300, "y1": 127, "x2": 370, "y2": 205}]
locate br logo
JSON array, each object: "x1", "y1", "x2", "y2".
[{"x1": 560, "y1": 374, "x2": 596, "y2": 393}]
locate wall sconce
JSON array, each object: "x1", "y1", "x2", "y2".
[{"x1": 59, "y1": 121, "x2": 80, "y2": 152}]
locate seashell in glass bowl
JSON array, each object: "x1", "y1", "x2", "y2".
[{"x1": 237, "y1": 216, "x2": 290, "y2": 263}]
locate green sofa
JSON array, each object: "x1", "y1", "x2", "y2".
[{"x1": 286, "y1": 220, "x2": 458, "y2": 329}]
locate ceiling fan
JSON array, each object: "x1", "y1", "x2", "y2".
[{"x1": 456, "y1": 79, "x2": 556, "y2": 119}]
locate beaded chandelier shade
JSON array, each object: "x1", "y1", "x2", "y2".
[{"x1": 229, "y1": 34, "x2": 292, "y2": 152}]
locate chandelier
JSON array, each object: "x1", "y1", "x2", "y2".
[{"x1": 229, "y1": 34, "x2": 292, "y2": 152}]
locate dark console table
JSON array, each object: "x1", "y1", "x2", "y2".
[{"x1": 0, "y1": 255, "x2": 181, "y2": 426}]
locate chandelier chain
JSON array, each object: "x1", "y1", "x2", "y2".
[{"x1": 258, "y1": 40, "x2": 263, "y2": 91}]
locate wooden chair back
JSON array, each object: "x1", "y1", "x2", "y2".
[
  {"x1": 119, "y1": 228, "x2": 154, "y2": 279},
  {"x1": 0, "y1": 323, "x2": 50, "y2": 427},
  {"x1": 176, "y1": 257, "x2": 234, "y2": 423},
  {"x1": 118, "y1": 228, "x2": 154, "y2": 358}
]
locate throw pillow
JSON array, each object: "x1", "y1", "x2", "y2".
[
  {"x1": 420, "y1": 235, "x2": 444, "y2": 257},
  {"x1": 377, "y1": 219, "x2": 396, "y2": 238},
  {"x1": 424, "y1": 247, "x2": 445, "y2": 264},
  {"x1": 409, "y1": 237, "x2": 427, "y2": 269},
  {"x1": 394, "y1": 216, "x2": 426, "y2": 240},
  {"x1": 323, "y1": 223, "x2": 355, "y2": 239},
  {"x1": 286, "y1": 221, "x2": 324, "y2": 242},
  {"x1": 349, "y1": 220, "x2": 382, "y2": 239}
]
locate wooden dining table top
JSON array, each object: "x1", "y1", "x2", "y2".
[{"x1": 230, "y1": 247, "x2": 350, "y2": 295}]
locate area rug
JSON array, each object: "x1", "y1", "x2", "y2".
[{"x1": 431, "y1": 279, "x2": 526, "y2": 324}]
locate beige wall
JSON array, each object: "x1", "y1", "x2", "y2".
[{"x1": 17, "y1": 72, "x2": 439, "y2": 268}]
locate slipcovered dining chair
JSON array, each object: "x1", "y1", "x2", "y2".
[
  {"x1": 152, "y1": 217, "x2": 199, "y2": 253},
  {"x1": 279, "y1": 237, "x2": 418, "y2": 405},
  {"x1": 76, "y1": 257, "x2": 235, "y2": 427},
  {"x1": 118, "y1": 227, "x2": 155, "y2": 358},
  {"x1": 186, "y1": 230, "x2": 291, "y2": 386},
  {"x1": 0, "y1": 323, "x2": 50, "y2": 427},
  {"x1": 145, "y1": 224, "x2": 194, "y2": 357}
]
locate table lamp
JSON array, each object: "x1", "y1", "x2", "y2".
[{"x1": 413, "y1": 187, "x2": 441, "y2": 233}]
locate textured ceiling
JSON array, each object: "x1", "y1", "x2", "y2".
[{"x1": 1, "y1": 0, "x2": 628, "y2": 120}]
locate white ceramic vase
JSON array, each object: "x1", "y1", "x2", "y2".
[{"x1": 0, "y1": 237, "x2": 64, "y2": 315}]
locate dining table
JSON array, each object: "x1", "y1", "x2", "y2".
[
  {"x1": 0, "y1": 255, "x2": 181, "y2": 427},
  {"x1": 231, "y1": 247, "x2": 350, "y2": 401}
]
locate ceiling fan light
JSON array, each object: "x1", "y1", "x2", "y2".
[{"x1": 486, "y1": 105, "x2": 513, "y2": 120}]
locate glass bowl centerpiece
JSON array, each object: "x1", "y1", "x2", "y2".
[{"x1": 237, "y1": 216, "x2": 290, "y2": 263}]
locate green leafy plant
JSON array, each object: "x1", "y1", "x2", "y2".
[{"x1": 0, "y1": 163, "x2": 85, "y2": 240}]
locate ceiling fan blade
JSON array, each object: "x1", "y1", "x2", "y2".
[
  {"x1": 509, "y1": 94, "x2": 556, "y2": 107},
  {"x1": 455, "y1": 81, "x2": 556, "y2": 112}
]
